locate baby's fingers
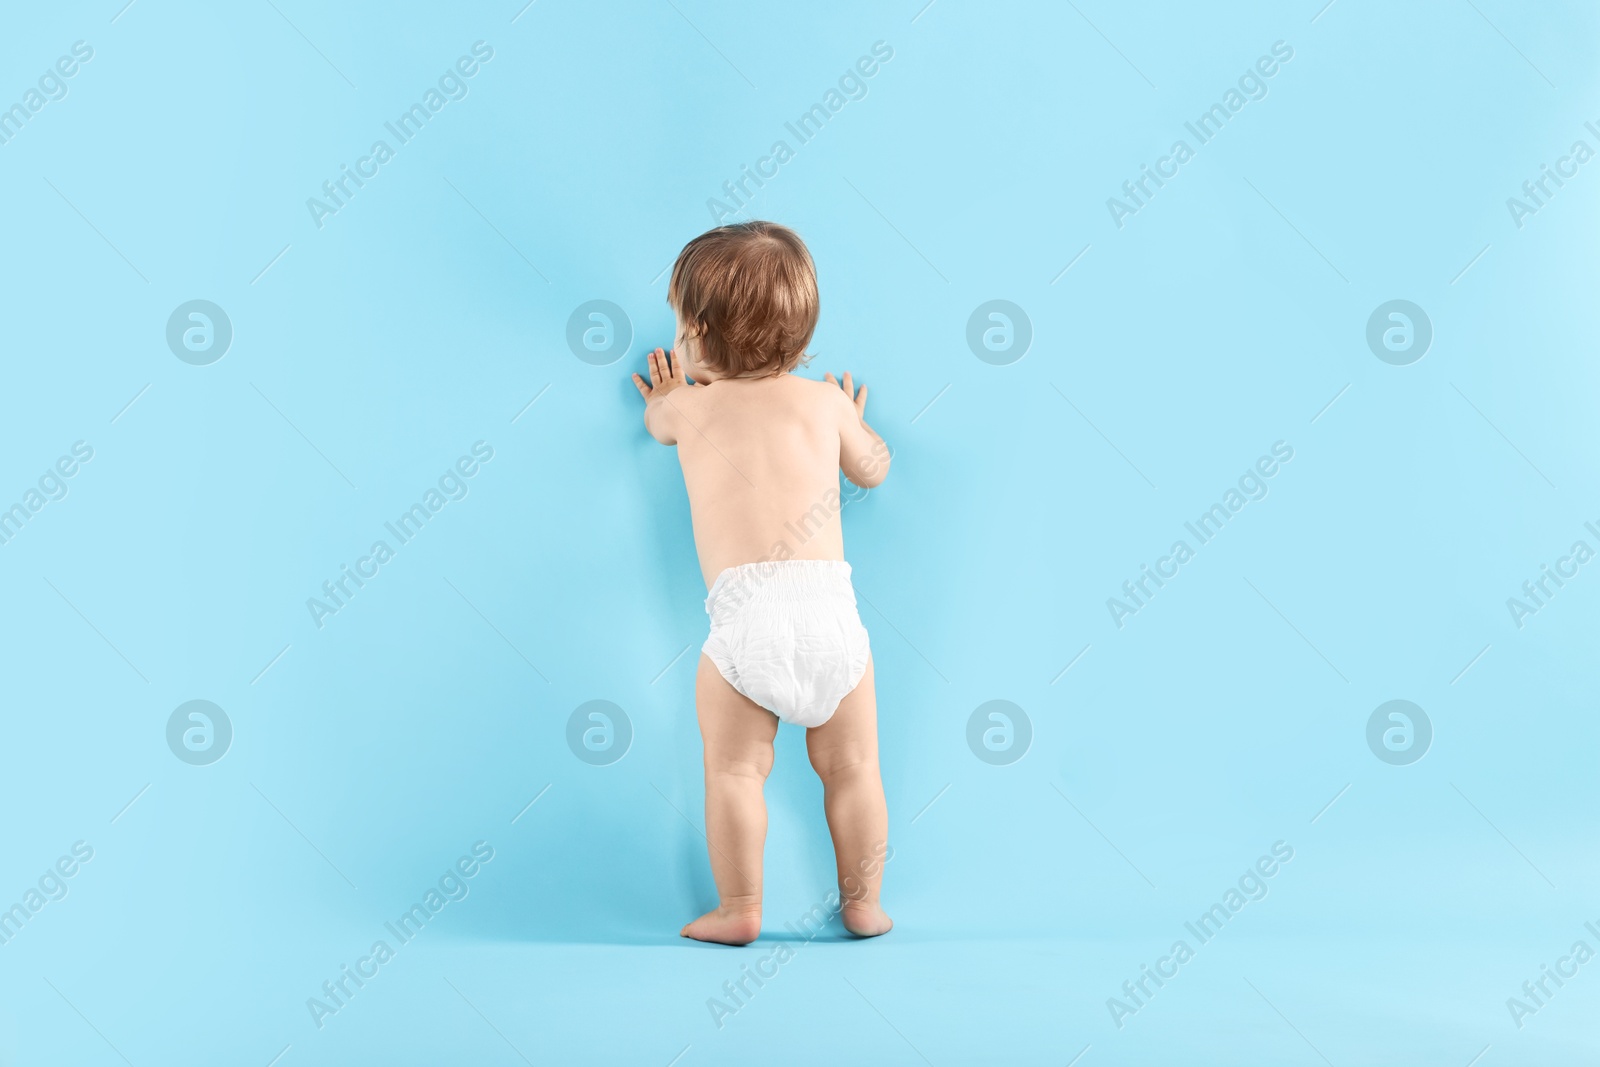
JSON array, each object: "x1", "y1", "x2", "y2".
[
  {"x1": 842, "y1": 371, "x2": 855, "y2": 398},
  {"x1": 824, "y1": 372, "x2": 838, "y2": 387},
  {"x1": 855, "y1": 384, "x2": 868, "y2": 412},
  {"x1": 632, "y1": 373, "x2": 653, "y2": 401},
  {"x1": 648, "y1": 348, "x2": 666, "y2": 385}
]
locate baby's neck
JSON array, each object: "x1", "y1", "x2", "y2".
[{"x1": 700, "y1": 370, "x2": 787, "y2": 385}]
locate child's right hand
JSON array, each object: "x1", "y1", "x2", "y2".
[
  {"x1": 828, "y1": 371, "x2": 890, "y2": 488},
  {"x1": 824, "y1": 372, "x2": 868, "y2": 422}
]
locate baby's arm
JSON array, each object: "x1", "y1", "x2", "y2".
[
  {"x1": 632, "y1": 348, "x2": 694, "y2": 445},
  {"x1": 825, "y1": 372, "x2": 890, "y2": 488}
]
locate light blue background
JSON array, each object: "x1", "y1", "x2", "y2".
[{"x1": 1, "y1": 1, "x2": 1597, "y2": 1064}]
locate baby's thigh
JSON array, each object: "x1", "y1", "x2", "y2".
[
  {"x1": 696, "y1": 654, "x2": 778, "y2": 775},
  {"x1": 806, "y1": 656, "x2": 879, "y2": 776}
]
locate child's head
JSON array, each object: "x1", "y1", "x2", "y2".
[{"x1": 667, "y1": 221, "x2": 818, "y2": 380}]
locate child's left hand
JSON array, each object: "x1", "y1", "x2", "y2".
[{"x1": 633, "y1": 348, "x2": 695, "y2": 402}]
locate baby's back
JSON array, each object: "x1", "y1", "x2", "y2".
[{"x1": 673, "y1": 375, "x2": 846, "y2": 587}]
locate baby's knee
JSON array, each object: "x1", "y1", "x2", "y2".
[
  {"x1": 809, "y1": 747, "x2": 876, "y2": 784},
  {"x1": 705, "y1": 745, "x2": 774, "y2": 782}
]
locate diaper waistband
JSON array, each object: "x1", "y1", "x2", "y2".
[{"x1": 705, "y1": 559, "x2": 855, "y2": 616}]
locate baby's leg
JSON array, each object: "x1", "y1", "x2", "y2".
[
  {"x1": 806, "y1": 656, "x2": 892, "y2": 937},
  {"x1": 681, "y1": 653, "x2": 778, "y2": 945}
]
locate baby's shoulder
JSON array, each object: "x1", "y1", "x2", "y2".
[
  {"x1": 764, "y1": 376, "x2": 845, "y2": 431},
  {"x1": 787, "y1": 374, "x2": 849, "y2": 412}
]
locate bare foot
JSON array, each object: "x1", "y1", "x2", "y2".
[
  {"x1": 840, "y1": 900, "x2": 893, "y2": 938},
  {"x1": 681, "y1": 906, "x2": 762, "y2": 945}
]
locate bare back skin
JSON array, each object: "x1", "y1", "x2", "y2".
[
  {"x1": 634, "y1": 342, "x2": 888, "y2": 588},
  {"x1": 675, "y1": 375, "x2": 848, "y2": 586}
]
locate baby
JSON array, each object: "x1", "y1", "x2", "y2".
[{"x1": 631, "y1": 221, "x2": 894, "y2": 945}]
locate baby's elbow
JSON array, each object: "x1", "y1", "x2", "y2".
[
  {"x1": 848, "y1": 454, "x2": 890, "y2": 488},
  {"x1": 643, "y1": 406, "x2": 675, "y2": 445}
]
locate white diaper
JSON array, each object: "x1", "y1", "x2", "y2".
[{"x1": 702, "y1": 559, "x2": 872, "y2": 728}]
